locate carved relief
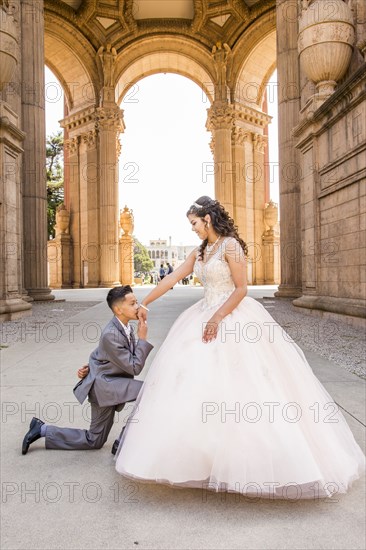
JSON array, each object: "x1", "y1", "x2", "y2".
[
  {"x1": 116, "y1": 137, "x2": 122, "y2": 158},
  {"x1": 64, "y1": 136, "x2": 79, "y2": 155},
  {"x1": 231, "y1": 126, "x2": 250, "y2": 146},
  {"x1": 206, "y1": 104, "x2": 234, "y2": 131},
  {"x1": 97, "y1": 43, "x2": 117, "y2": 88},
  {"x1": 253, "y1": 133, "x2": 267, "y2": 153},
  {"x1": 95, "y1": 107, "x2": 125, "y2": 132},
  {"x1": 211, "y1": 42, "x2": 232, "y2": 103},
  {"x1": 298, "y1": 0, "x2": 355, "y2": 99},
  {"x1": 81, "y1": 129, "x2": 97, "y2": 149}
]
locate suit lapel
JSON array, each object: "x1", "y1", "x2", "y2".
[
  {"x1": 112, "y1": 317, "x2": 131, "y2": 348},
  {"x1": 130, "y1": 326, "x2": 136, "y2": 353}
]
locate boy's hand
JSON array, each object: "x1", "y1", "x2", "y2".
[
  {"x1": 77, "y1": 365, "x2": 89, "y2": 379},
  {"x1": 137, "y1": 318, "x2": 148, "y2": 340}
]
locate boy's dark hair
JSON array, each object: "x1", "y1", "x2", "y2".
[{"x1": 106, "y1": 286, "x2": 133, "y2": 311}]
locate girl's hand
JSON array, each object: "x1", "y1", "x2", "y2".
[
  {"x1": 202, "y1": 317, "x2": 221, "y2": 343},
  {"x1": 137, "y1": 306, "x2": 148, "y2": 323}
]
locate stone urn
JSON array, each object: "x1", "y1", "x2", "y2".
[
  {"x1": 264, "y1": 199, "x2": 278, "y2": 232},
  {"x1": 298, "y1": 0, "x2": 355, "y2": 99},
  {"x1": 55, "y1": 203, "x2": 70, "y2": 235},
  {"x1": 120, "y1": 205, "x2": 134, "y2": 236},
  {"x1": 0, "y1": 1, "x2": 18, "y2": 92}
]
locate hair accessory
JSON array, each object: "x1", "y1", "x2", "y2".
[{"x1": 193, "y1": 202, "x2": 204, "y2": 209}]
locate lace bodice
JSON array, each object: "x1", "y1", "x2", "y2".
[{"x1": 193, "y1": 237, "x2": 241, "y2": 310}]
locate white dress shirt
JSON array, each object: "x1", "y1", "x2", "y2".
[{"x1": 115, "y1": 317, "x2": 132, "y2": 341}]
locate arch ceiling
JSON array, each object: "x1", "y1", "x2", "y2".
[
  {"x1": 44, "y1": 33, "x2": 97, "y2": 110},
  {"x1": 45, "y1": 1, "x2": 276, "y2": 110},
  {"x1": 114, "y1": 38, "x2": 215, "y2": 104},
  {"x1": 234, "y1": 30, "x2": 276, "y2": 106}
]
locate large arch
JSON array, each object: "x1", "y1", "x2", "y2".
[
  {"x1": 231, "y1": 11, "x2": 276, "y2": 106},
  {"x1": 114, "y1": 36, "x2": 215, "y2": 105},
  {"x1": 44, "y1": 20, "x2": 99, "y2": 111}
]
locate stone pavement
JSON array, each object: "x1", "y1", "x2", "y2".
[{"x1": 1, "y1": 287, "x2": 365, "y2": 550}]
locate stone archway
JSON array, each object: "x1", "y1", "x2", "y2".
[{"x1": 44, "y1": 20, "x2": 280, "y2": 288}]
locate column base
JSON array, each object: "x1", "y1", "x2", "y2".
[
  {"x1": 0, "y1": 298, "x2": 32, "y2": 321},
  {"x1": 293, "y1": 294, "x2": 366, "y2": 319},
  {"x1": 274, "y1": 285, "x2": 302, "y2": 298},
  {"x1": 26, "y1": 288, "x2": 55, "y2": 301},
  {"x1": 49, "y1": 284, "x2": 73, "y2": 290},
  {"x1": 21, "y1": 292, "x2": 33, "y2": 303},
  {"x1": 99, "y1": 281, "x2": 121, "y2": 288}
]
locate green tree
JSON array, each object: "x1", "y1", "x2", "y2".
[
  {"x1": 133, "y1": 237, "x2": 154, "y2": 274},
  {"x1": 46, "y1": 131, "x2": 64, "y2": 238}
]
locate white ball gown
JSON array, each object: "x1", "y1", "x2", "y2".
[{"x1": 115, "y1": 237, "x2": 365, "y2": 499}]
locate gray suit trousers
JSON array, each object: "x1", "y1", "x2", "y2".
[{"x1": 45, "y1": 388, "x2": 125, "y2": 450}]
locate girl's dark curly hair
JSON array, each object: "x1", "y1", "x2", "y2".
[{"x1": 186, "y1": 196, "x2": 248, "y2": 261}]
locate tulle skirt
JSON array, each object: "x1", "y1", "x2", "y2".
[{"x1": 115, "y1": 296, "x2": 365, "y2": 499}]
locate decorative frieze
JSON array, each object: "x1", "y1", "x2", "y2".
[
  {"x1": 60, "y1": 107, "x2": 97, "y2": 132},
  {"x1": 232, "y1": 102, "x2": 272, "y2": 130}
]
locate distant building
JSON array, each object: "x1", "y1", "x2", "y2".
[{"x1": 145, "y1": 236, "x2": 196, "y2": 270}]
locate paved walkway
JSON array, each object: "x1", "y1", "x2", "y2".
[{"x1": 1, "y1": 287, "x2": 365, "y2": 550}]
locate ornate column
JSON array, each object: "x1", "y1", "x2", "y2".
[
  {"x1": 47, "y1": 204, "x2": 72, "y2": 288},
  {"x1": 274, "y1": 0, "x2": 302, "y2": 298},
  {"x1": 206, "y1": 104, "x2": 234, "y2": 216},
  {"x1": 80, "y1": 129, "x2": 99, "y2": 287},
  {"x1": 95, "y1": 43, "x2": 123, "y2": 287},
  {"x1": 119, "y1": 206, "x2": 134, "y2": 286},
  {"x1": 231, "y1": 127, "x2": 247, "y2": 239},
  {"x1": 262, "y1": 200, "x2": 280, "y2": 284},
  {"x1": 96, "y1": 105, "x2": 124, "y2": 287},
  {"x1": 252, "y1": 133, "x2": 268, "y2": 284},
  {"x1": 231, "y1": 102, "x2": 272, "y2": 284},
  {"x1": 0, "y1": 0, "x2": 31, "y2": 319},
  {"x1": 63, "y1": 134, "x2": 81, "y2": 287},
  {"x1": 21, "y1": 0, "x2": 53, "y2": 300},
  {"x1": 207, "y1": 42, "x2": 234, "y2": 215}
]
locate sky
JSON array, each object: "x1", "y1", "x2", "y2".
[{"x1": 45, "y1": 68, "x2": 278, "y2": 246}]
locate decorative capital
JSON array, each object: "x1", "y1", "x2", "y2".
[
  {"x1": 253, "y1": 133, "x2": 267, "y2": 153},
  {"x1": 206, "y1": 104, "x2": 234, "y2": 131},
  {"x1": 95, "y1": 106, "x2": 125, "y2": 132},
  {"x1": 64, "y1": 136, "x2": 79, "y2": 155},
  {"x1": 232, "y1": 127, "x2": 251, "y2": 146},
  {"x1": 81, "y1": 129, "x2": 97, "y2": 149}
]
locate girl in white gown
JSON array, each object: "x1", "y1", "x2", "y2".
[{"x1": 115, "y1": 196, "x2": 365, "y2": 499}]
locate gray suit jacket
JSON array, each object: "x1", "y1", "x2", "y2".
[{"x1": 73, "y1": 317, "x2": 153, "y2": 410}]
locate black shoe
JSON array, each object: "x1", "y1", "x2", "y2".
[
  {"x1": 22, "y1": 417, "x2": 44, "y2": 455},
  {"x1": 111, "y1": 439, "x2": 120, "y2": 455}
]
